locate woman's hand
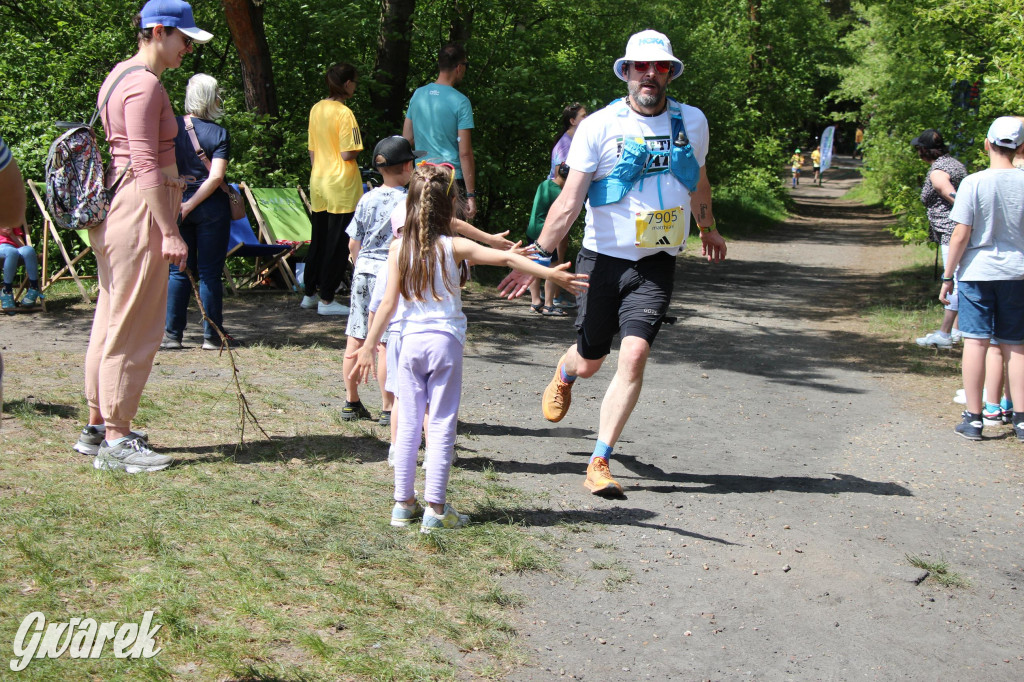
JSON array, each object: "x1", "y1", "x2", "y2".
[
  {"x1": 180, "y1": 201, "x2": 194, "y2": 222},
  {"x1": 162, "y1": 233, "x2": 188, "y2": 271}
]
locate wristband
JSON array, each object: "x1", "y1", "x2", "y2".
[
  {"x1": 698, "y1": 219, "x2": 717, "y2": 234},
  {"x1": 941, "y1": 276, "x2": 955, "y2": 282},
  {"x1": 534, "y1": 255, "x2": 552, "y2": 268},
  {"x1": 465, "y1": 192, "x2": 476, "y2": 198},
  {"x1": 533, "y1": 243, "x2": 553, "y2": 259}
]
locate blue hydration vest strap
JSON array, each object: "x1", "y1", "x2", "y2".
[{"x1": 588, "y1": 98, "x2": 701, "y2": 208}]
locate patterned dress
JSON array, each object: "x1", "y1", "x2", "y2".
[{"x1": 921, "y1": 155, "x2": 968, "y2": 244}]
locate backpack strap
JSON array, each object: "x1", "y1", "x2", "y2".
[{"x1": 88, "y1": 65, "x2": 148, "y2": 128}]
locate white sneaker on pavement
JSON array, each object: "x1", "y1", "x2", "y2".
[
  {"x1": 916, "y1": 331, "x2": 953, "y2": 349},
  {"x1": 318, "y1": 300, "x2": 349, "y2": 316}
]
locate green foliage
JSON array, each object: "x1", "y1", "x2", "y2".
[
  {"x1": 2, "y1": 0, "x2": 847, "y2": 241},
  {"x1": 835, "y1": 0, "x2": 1024, "y2": 243}
]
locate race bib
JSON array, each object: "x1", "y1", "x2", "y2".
[{"x1": 635, "y1": 206, "x2": 686, "y2": 248}]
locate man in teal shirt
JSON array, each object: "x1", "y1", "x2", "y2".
[{"x1": 403, "y1": 43, "x2": 477, "y2": 219}]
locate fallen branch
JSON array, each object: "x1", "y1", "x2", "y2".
[{"x1": 186, "y1": 270, "x2": 269, "y2": 448}]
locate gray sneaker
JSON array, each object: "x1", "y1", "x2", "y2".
[
  {"x1": 93, "y1": 435, "x2": 172, "y2": 473},
  {"x1": 74, "y1": 426, "x2": 149, "y2": 456},
  {"x1": 420, "y1": 503, "x2": 469, "y2": 534},
  {"x1": 160, "y1": 332, "x2": 183, "y2": 350}
]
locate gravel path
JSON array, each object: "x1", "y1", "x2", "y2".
[{"x1": 457, "y1": 161, "x2": 1024, "y2": 680}]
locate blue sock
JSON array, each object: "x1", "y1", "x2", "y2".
[
  {"x1": 590, "y1": 440, "x2": 613, "y2": 463},
  {"x1": 560, "y1": 364, "x2": 576, "y2": 383},
  {"x1": 105, "y1": 436, "x2": 129, "y2": 446}
]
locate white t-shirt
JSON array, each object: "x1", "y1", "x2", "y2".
[
  {"x1": 948, "y1": 168, "x2": 1024, "y2": 281},
  {"x1": 566, "y1": 99, "x2": 709, "y2": 261}
]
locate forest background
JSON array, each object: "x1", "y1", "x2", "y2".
[{"x1": 1, "y1": 0, "x2": 1022, "y2": 246}]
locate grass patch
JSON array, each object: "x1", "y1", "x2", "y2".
[
  {"x1": 842, "y1": 180, "x2": 884, "y2": 206},
  {"x1": 713, "y1": 191, "x2": 788, "y2": 240},
  {"x1": 0, "y1": 321, "x2": 551, "y2": 680},
  {"x1": 906, "y1": 554, "x2": 971, "y2": 588}
]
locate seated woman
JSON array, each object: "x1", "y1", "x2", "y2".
[{"x1": 0, "y1": 226, "x2": 41, "y2": 312}]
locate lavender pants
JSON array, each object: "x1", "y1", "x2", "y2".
[{"x1": 394, "y1": 331, "x2": 463, "y2": 505}]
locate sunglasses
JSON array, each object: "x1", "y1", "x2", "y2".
[
  {"x1": 182, "y1": 35, "x2": 194, "y2": 49},
  {"x1": 631, "y1": 61, "x2": 672, "y2": 74}
]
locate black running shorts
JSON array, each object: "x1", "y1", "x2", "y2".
[{"x1": 573, "y1": 247, "x2": 676, "y2": 360}]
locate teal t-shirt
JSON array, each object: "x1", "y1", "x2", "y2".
[
  {"x1": 527, "y1": 179, "x2": 562, "y2": 241},
  {"x1": 406, "y1": 83, "x2": 474, "y2": 179}
]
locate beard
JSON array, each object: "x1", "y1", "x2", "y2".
[{"x1": 628, "y1": 79, "x2": 664, "y2": 108}]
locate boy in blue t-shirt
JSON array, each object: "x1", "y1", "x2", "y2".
[
  {"x1": 341, "y1": 136, "x2": 424, "y2": 423},
  {"x1": 941, "y1": 117, "x2": 1024, "y2": 441}
]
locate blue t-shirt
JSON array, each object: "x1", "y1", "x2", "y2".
[
  {"x1": 0, "y1": 135, "x2": 11, "y2": 172},
  {"x1": 406, "y1": 83, "x2": 474, "y2": 179},
  {"x1": 174, "y1": 116, "x2": 230, "y2": 199}
]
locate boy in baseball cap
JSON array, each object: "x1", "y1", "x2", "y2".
[
  {"x1": 941, "y1": 116, "x2": 1024, "y2": 441},
  {"x1": 340, "y1": 136, "x2": 424, "y2": 424}
]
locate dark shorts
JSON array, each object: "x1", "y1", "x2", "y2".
[
  {"x1": 957, "y1": 280, "x2": 1024, "y2": 344},
  {"x1": 573, "y1": 248, "x2": 675, "y2": 360}
]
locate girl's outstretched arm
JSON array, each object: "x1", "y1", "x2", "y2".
[
  {"x1": 347, "y1": 243, "x2": 401, "y2": 384},
  {"x1": 452, "y1": 237, "x2": 588, "y2": 297},
  {"x1": 454, "y1": 219, "x2": 514, "y2": 250}
]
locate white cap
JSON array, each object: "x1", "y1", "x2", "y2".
[
  {"x1": 612, "y1": 30, "x2": 683, "y2": 82},
  {"x1": 987, "y1": 116, "x2": 1024, "y2": 149}
]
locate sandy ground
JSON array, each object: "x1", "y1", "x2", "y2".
[
  {"x1": 453, "y1": 162, "x2": 1024, "y2": 680},
  {"x1": 2, "y1": 160, "x2": 1023, "y2": 680}
]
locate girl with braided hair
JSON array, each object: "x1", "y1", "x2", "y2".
[{"x1": 349, "y1": 163, "x2": 588, "y2": 532}]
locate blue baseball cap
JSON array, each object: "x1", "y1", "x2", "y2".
[{"x1": 140, "y1": 0, "x2": 213, "y2": 43}]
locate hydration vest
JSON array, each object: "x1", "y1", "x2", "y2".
[{"x1": 587, "y1": 97, "x2": 700, "y2": 207}]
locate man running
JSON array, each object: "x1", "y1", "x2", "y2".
[{"x1": 500, "y1": 29, "x2": 726, "y2": 496}]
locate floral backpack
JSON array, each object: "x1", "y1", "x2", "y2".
[{"x1": 44, "y1": 65, "x2": 146, "y2": 231}]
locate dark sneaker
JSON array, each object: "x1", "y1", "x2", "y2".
[
  {"x1": 1012, "y1": 413, "x2": 1024, "y2": 443},
  {"x1": 93, "y1": 435, "x2": 172, "y2": 473},
  {"x1": 341, "y1": 401, "x2": 372, "y2": 421},
  {"x1": 73, "y1": 426, "x2": 149, "y2": 456},
  {"x1": 954, "y1": 411, "x2": 983, "y2": 441},
  {"x1": 378, "y1": 410, "x2": 391, "y2": 426},
  {"x1": 160, "y1": 332, "x2": 183, "y2": 350}
]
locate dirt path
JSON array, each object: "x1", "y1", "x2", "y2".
[{"x1": 457, "y1": 161, "x2": 1024, "y2": 680}]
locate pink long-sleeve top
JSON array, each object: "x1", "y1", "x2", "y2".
[{"x1": 98, "y1": 57, "x2": 178, "y2": 190}]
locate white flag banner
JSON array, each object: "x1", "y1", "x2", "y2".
[{"x1": 820, "y1": 126, "x2": 836, "y2": 173}]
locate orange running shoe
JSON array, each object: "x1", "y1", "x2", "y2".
[
  {"x1": 584, "y1": 457, "x2": 622, "y2": 497},
  {"x1": 542, "y1": 354, "x2": 574, "y2": 422}
]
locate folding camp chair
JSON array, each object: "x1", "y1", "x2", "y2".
[
  {"x1": 222, "y1": 185, "x2": 294, "y2": 294},
  {"x1": 240, "y1": 183, "x2": 315, "y2": 290},
  {"x1": 26, "y1": 179, "x2": 94, "y2": 304}
]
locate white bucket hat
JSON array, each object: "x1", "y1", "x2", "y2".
[{"x1": 613, "y1": 30, "x2": 683, "y2": 82}]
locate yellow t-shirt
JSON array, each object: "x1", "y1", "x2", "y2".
[
  {"x1": 790, "y1": 154, "x2": 803, "y2": 169},
  {"x1": 308, "y1": 99, "x2": 363, "y2": 214},
  {"x1": 811, "y1": 150, "x2": 821, "y2": 166}
]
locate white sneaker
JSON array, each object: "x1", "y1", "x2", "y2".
[
  {"x1": 916, "y1": 331, "x2": 952, "y2": 349},
  {"x1": 387, "y1": 444, "x2": 396, "y2": 468},
  {"x1": 300, "y1": 295, "x2": 318, "y2": 309},
  {"x1": 318, "y1": 300, "x2": 349, "y2": 316},
  {"x1": 950, "y1": 329, "x2": 963, "y2": 343},
  {"x1": 954, "y1": 388, "x2": 966, "y2": 405}
]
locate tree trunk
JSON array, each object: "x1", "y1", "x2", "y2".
[
  {"x1": 370, "y1": 0, "x2": 417, "y2": 129},
  {"x1": 222, "y1": 0, "x2": 280, "y2": 169},
  {"x1": 449, "y1": 0, "x2": 473, "y2": 43}
]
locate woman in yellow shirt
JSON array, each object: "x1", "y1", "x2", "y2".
[
  {"x1": 302, "y1": 63, "x2": 364, "y2": 316},
  {"x1": 789, "y1": 149, "x2": 804, "y2": 188},
  {"x1": 811, "y1": 146, "x2": 822, "y2": 185}
]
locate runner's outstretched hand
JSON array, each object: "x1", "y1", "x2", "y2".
[{"x1": 700, "y1": 229, "x2": 727, "y2": 262}]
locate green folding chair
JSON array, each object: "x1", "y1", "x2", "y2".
[{"x1": 241, "y1": 183, "x2": 317, "y2": 291}]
